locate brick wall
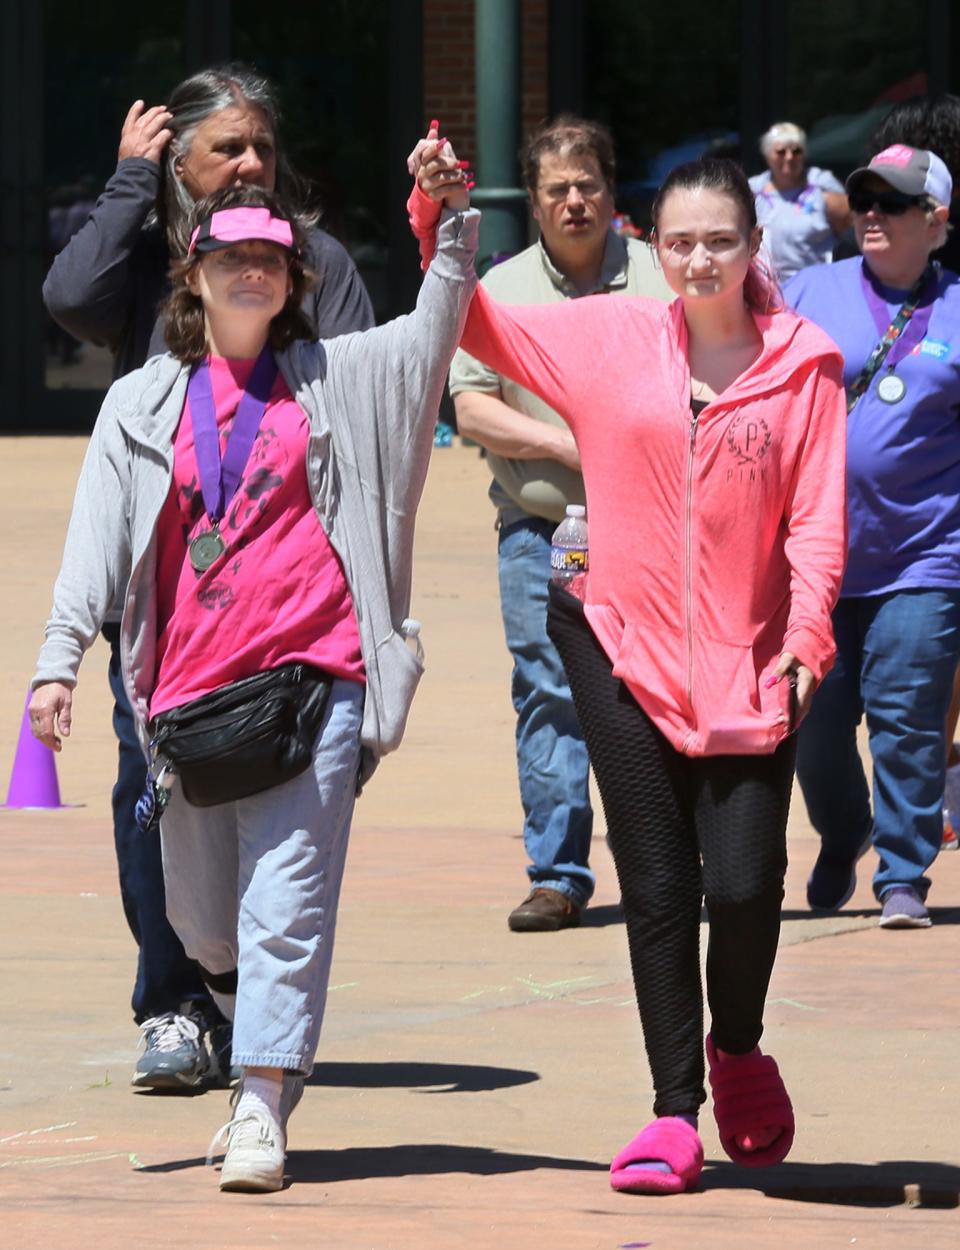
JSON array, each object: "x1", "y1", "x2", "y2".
[{"x1": 422, "y1": 0, "x2": 549, "y2": 165}]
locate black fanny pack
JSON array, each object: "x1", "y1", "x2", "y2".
[{"x1": 151, "y1": 664, "x2": 333, "y2": 808}]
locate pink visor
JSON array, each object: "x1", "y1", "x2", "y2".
[{"x1": 188, "y1": 206, "x2": 296, "y2": 256}]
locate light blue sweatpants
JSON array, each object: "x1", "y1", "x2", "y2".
[{"x1": 159, "y1": 679, "x2": 363, "y2": 1072}]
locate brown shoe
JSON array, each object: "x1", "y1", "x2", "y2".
[{"x1": 508, "y1": 888, "x2": 582, "y2": 932}]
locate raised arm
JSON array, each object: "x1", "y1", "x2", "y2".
[
  {"x1": 43, "y1": 102, "x2": 173, "y2": 349},
  {"x1": 406, "y1": 152, "x2": 598, "y2": 432},
  {"x1": 322, "y1": 205, "x2": 480, "y2": 515}
]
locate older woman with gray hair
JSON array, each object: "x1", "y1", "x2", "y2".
[
  {"x1": 749, "y1": 121, "x2": 851, "y2": 281},
  {"x1": 42, "y1": 63, "x2": 374, "y2": 1097}
]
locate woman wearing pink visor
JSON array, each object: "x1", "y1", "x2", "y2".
[{"x1": 29, "y1": 157, "x2": 474, "y2": 1193}]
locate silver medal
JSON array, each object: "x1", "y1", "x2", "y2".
[
  {"x1": 877, "y1": 373, "x2": 907, "y2": 404},
  {"x1": 188, "y1": 528, "x2": 226, "y2": 572}
]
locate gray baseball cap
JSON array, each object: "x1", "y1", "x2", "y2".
[{"x1": 846, "y1": 145, "x2": 953, "y2": 206}]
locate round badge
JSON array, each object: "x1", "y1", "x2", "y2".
[
  {"x1": 188, "y1": 529, "x2": 226, "y2": 572},
  {"x1": 877, "y1": 373, "x2": 907, "y2": 404}
]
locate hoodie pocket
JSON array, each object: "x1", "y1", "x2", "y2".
[{"x1": 691, "y1": 638, "x2": 790, "y2": 753}]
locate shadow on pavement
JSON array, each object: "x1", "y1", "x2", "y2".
[
  {"x1": 579, "y1": 903, "x2": 624, "y2": 928},
  {"x1": 139, "y1": 1144, "x2": 607, "y2": 1181},
  {"x1": 307, "y1": 1060, "x2": 539, "y2": 1093},
  {"x1": 779, "y1": 906, "x2": 960, "y2": 925},
  {"x1": 287, "y1": 1142, "x2": 608, "y2": 1183},
  {"x1": 701, "y1": 1158, "x2": 959, "y2": 1207}
]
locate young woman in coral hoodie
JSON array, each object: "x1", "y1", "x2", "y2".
[{"x1": 413, "y1": 150, "x2": 847, "y2": 1193}]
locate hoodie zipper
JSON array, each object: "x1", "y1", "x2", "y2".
[{"x1": 682, "y1": 407, "x2": 700, "y2": 751}]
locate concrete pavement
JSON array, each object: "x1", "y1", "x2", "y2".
[{"x1": 1, "y1": 438, "x2": 957, "y2": 1249}]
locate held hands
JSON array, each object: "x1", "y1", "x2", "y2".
[
  {"x1": 407, "y1": 119, "x2": 473, "y2": 212},
  {"x1": 29, "y1": 682, "x2": 74, "y2": 753},
  {"x1": 118, "y1": 100, "x2": 174, "y2": 165},
  {"x1": 766, "y1": 652, "x2": 815, "y2": 731}
]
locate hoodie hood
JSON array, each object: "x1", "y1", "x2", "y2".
[{"x1": 663, "y1": 298, "x2": 844, "y2": 408}]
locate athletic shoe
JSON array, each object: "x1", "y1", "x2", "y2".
[
  {"x1": 209, "y1": 1099, "x2": 286, "y2": 1193},
  {"x1": 879, "y1": 886, "x2": 932, "y2": 929},
  {"x1": 132, "y1": 1003, "x2": 210, "y2": 1090},
  {"x1": 942, "y1": 821, "x2": 960, "y2": 852},
  {"x1": 806, "y1": 832, "x2": 872, "y2": 913}
]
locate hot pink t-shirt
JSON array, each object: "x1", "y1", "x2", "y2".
[{"x1": 150, "y1": 354, "x2": 365, "y2": 717}]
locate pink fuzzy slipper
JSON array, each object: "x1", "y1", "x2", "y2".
[
  {"x1": 706, "y1": 1034, "x2": 795, "y2": 1167},
  {"x1": 609, "y1": 1116, "x2": 704, "y2": 1195}
]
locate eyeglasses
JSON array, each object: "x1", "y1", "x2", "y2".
[
  {"x1": 773, "y1": 146, "x2": 804, "y2": 157},
  {"x1": 848, "y1": 189, "x2": 926, "y2": 216}
]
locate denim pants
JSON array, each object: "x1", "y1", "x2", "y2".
[
  {"x1": 497, "y1": 515, "x2": 594, "y2": 904},
  {"x1": 796, "y1": 588, "x2": 960, "y2": 901},
  {"x1": 103, "y1": 625, "x2": 211, "y2": 1022},
  {"x1": 159, "y1": 680, "x2": 363, "y2": 1072}
]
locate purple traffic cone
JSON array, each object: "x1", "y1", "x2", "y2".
[{"x1": 4, "y1": 689, "x2": 63, "y2": 808}]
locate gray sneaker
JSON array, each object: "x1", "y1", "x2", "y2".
[
  {"x1": 879, "y1": 886, "x2": 932, "y2": 929},
  {"x1": 132, "y1": 1004, "x2": 211, "y2": 1090}
]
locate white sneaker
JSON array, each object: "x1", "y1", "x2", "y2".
[{"x1": 208, "y1": 1105, "x2": 285, "y2": 1193}]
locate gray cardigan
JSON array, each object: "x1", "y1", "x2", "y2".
[{"x1": 34, "y1": 208, "x2": 479, "y2": 781}]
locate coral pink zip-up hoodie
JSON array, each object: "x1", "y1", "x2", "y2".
[{"x1": 459, "y1": 286, "x2": 848, "y2": 755}]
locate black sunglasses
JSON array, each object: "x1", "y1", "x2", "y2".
[{"x1": 848, "y1": 189, "x2": 926, "y2": 216}]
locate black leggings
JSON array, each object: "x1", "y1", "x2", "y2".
[{"x1": 546, "y1": 586, "x2": 795, "y2": 1117}]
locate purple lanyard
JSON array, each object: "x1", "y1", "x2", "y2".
[
  {"x1": 187, "y1": 348, "x2": 277, "y2": 525},
  {"x1": 859, "y1": 262, "x2": 938, "y2": 373}
]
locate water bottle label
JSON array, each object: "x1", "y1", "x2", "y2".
[{"x1": 550, "y1": 545, "x2": 588, "y2": 574}]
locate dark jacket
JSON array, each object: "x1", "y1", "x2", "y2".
[{"x1": 43, "y1": 158, "x2": 375, "y2": 378}]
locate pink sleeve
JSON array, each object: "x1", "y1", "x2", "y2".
[
  {"x1": 459, "y1": 284, "x2": 604, "y2": 434},
  {"x1": 406, "y1": 183, "x2": 441, "y2": 271},
  {"x1": 780, "y1": 354, "x2": 848, "y2": 681}
]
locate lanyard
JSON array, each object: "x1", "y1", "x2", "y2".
[
  {"x1": 846, "y1": 262, "x2": 938, "y2": 412},
  {"x1": 187, "y1": 347, "x2": 277, "y2": 525}
]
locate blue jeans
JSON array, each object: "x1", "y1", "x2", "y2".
[
  {"x1": 796, "y1": 589, "x2": 960, "y2": 901},
  {"x1": 159, "y1": 680, "x2": 363, "y2": 1072},
  {"x1": 497, "y1": 515, "x2": 594, "y2": 904},
  {"x1": 104, "y1": 625, "x2": 211, "y2": 1022}
]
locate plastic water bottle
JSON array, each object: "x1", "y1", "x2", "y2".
[{"x1": 550, "y1": 505, "x2": 588, "y2": 593}]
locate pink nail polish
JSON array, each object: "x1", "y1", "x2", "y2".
[
  {"x1": 456, "y1": 159, "x2": 471, "y2": 169},
  {"x1": 430, "y1": 118, "x2": 439, "y2": 131},
  {"x1": 764, "y1": 674, "x2": 780, "y2": 688}
]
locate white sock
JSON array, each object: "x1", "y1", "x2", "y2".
[{"x1": 236, "y1": 1075, "x2": 283, "y2": 1123}]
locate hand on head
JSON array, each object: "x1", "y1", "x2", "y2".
[
  {"x1": 408, "y1": 120, "x2": 472, "y2": 212},
  {"x1": 29, "y1": 682, "x2": 73, "y2": 753},
  {"x1": 119, "y1": 100, "x2": 174, "y2": 165}
]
